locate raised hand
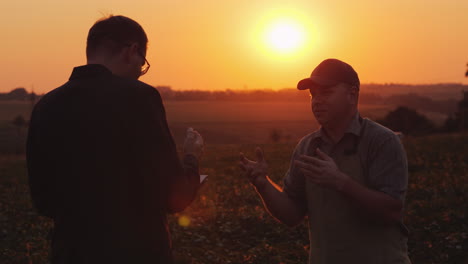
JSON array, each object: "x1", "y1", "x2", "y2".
[
  {"x1": 184, "y1": 127, "x2": 204, "y2": 159},
  {"x1": 239, "y1": 147, "x2": 269, "y2": 188},
  {"x1": 294, "y1": 148, "x2": 350, "y2": 191}
]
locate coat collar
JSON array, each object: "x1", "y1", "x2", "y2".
[{"x1": 69, "y1": 64, "x2": 113, "y2": 80}]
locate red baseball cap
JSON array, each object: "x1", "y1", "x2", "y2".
[{"x1": 297, "y1": 58, "x2": 360, "y2": 90}]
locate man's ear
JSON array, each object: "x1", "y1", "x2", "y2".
[
  {"x1": 348, "y1": 85, "x2": 359, "y2": 104},
  {"x1": 122, "y1": 43, "x2": 139, "y2": 64}
]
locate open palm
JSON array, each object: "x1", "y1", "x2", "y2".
[{"x1": 239, "y1": 147, "x2": 269, "y2": 186}]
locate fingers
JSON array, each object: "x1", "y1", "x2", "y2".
[
  {"x1": 298, "y1": 155, "x2": 325, "y2": 166},
  {"x1": 186, "y1": 128, "x2": 203, "y2": 143},
  {"x1": 315, "y1": 148, "x2": 331, "y2": 161},
  {"x1": 239, "y1": 152, "x2": 255, "y2": 165},
  {"x1": 295, "y1": 160, "x2": 321, "y2": 174},
  {"x1": 240, "y1": 147, "x2": 265, "y2": 163},
  {"x1": 239, "y1": 157, "x2": 255, "y2": 173},
  {"x1": 297, "y1": 149, "x2": 332, "y2": 163},
  {"x1": 301, "y1": 170, "x2": 322, "y2": 185},
  {"x1": 185, "y1": 128, "x2": 204, "y2": 157},
  {"x1": 239, "y1": 152, "x2": 246, "y2": 163},
  {"x1": 238, "y1": 161, "x2": 247, "y2": 171},
  {"x1": 186, "y1": 127, "x2": 194, "y2": 134},
  {"x1": 194, "y1": 132, "x2": 204, "y2": 145},
  {"x1": 299, "y1": 168, "x2": 325, "y2": 185},
  {"x1": 193, "y1": 130, "x2": 203, "y2": 145},
  {"x1": 239, "y1": 161, "x2": 254, "y2": 178},
  {"x1": 186, "y1": 127, "x2": 196, "y2": 140},
  {"x1": 255, "y1": 147, "x2": 264, "y2": 162}
]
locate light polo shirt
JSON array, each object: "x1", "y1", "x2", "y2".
[{"x1": 283, "y1": 112, "x2": 409, "y2": 209}]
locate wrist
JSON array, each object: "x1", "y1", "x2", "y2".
[
  {"x1": 184, "y1": 152, "x2": 198, "y2": 159},
  {"x1": 337, "y1": 172, "x2": 351, "y2": 192},
  {"x1": 253, "y1": 175, "x2": 268, "y2": 191},
  {"x1": 183, "y1": 154, "x2": 199, "y2": 169},
  {"x1": 184, "y1": 151, "x2": 201, "y2": 159}
]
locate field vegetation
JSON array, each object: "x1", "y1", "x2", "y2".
[{"x1": 0, "y1": 94, "x2": 467, "y2": 263}]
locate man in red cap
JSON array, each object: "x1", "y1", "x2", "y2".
[{"x1": 240, "y1": 59, "x2": 411, "y2": 263}]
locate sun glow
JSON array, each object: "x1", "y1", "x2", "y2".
[
  {"x1": 251, "y1": 9, "x2": 315, "y2": 60},
  {"x1": 265, "y1": 19, "x2": 305, "y2": 53}
]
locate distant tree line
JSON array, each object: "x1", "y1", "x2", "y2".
[
  {"x1": 1, "y1": 87, "x2": 467, "y2": 151},
  {"x1": 156, "y1": 85, "x2": 462, "y2": 116},
  {"x1": 0, "y1": 87, "x2": 38, "y2": 101},
  {"x1": 1, "y1": 85, "x2": 464, "y2": 116},
  {"x1": 1, "y1": 84, "x2": 465, "y2": 120},
  {"x1": 377, "y1": 107, "x2": 436, "y2": 136},
  {"x1": 443, "y1": 91, "x2": 468, "y2": 132},
  {"x1": 378, "y1": 91, "x2": 468, "y2": 135},
  {"x1": 155, "y1": 86, "x2": 308, "y2": 102}
]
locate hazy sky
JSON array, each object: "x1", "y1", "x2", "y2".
[{"x1": 1, "y1": 0, "x2": 467, "y2": 93}]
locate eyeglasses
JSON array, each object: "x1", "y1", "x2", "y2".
[
  {"x1": 137, "y1": 49, "x2": 150, "y2": 76},
  {"x1": 122, "y1": 43, "x2": 151, "y2": 76}
]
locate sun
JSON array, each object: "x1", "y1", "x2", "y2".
[
  {"x1": 265, "y1": 19, "x2": 305, "y2": 53},
  {"x1": 249, "y1": 9, "x2": 317, "y2": 61}
]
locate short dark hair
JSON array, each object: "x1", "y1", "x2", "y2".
[{"x1": 86, "y1": 15, "x2": 148, "y2": 59}]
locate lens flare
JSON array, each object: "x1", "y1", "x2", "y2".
[{"x1": 178, "y1": 215, "x2": 191, "y2": 227}]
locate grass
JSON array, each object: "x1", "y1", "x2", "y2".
[
  {"x1": 1, "y1": 134, "x2": 467, "y2": 263},
  {"x1": 0, "y1": 99, "x2": 466, "y2": 263}
]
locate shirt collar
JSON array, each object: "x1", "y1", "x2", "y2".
[
  {"x1": 312, "y1": 111, "x2": 362, "y2": 141},
  {"x1": 69, "y1": 64, "x2": 113, "y2": 81},
  {"x1": 346, "y1": 111, "x2": 362, "y2": 137}
]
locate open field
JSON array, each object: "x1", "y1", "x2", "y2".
[
  {"x1": 0, "y1": 99, "x2": 447, "y2": 151},
  {"x1": 0, "y1": 100, "x2": 394, "y2": 151},
  {"x1": 0, "y1": 99, "x2": 466, "y2": 263},
  {"x1": 0, "y1": 100, "x2": 397, "y2": 125},
  {"x1": 1, "y1": 133, "x2": 467, "y2": 263}
]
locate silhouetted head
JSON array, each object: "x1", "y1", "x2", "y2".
[
  {"x1": 297, "y1": 59, "x2": 360, "y2": 127},
  {"x1": 86, "y1": 15, "x2": 150, "y2": 79},
  {"x1": 297, "y1": 59, "x2": 360, "y2": 91}
]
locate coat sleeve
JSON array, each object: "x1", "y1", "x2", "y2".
[
  {"x1": 142, "y1": 88, "x2": 201, "y2": 213},
  {"x1": 26, "y1": 103, "x2": 56, "y2": 219}
]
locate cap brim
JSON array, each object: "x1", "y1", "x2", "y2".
[{"x1": 297, "y1": 76, "x2": 339, "y2": 90}]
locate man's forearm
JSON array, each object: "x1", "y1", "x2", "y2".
[
  {"x1": 254, "y1": 176, "x2": 306, "y2": 227},
  {"x1": 341, "y1": 175, "x2": 403, "y2": 224},
  {"x1": 167, "y1": 154, "x2": 200, "y2": 213}
]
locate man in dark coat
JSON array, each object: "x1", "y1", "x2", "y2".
[{"x1": 26, "y1": 15, "x2": 203, "y2": 264}]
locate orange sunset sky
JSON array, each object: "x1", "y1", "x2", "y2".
[{"x1": 1, "y1": 0, "x2": 467, "y2": 93}]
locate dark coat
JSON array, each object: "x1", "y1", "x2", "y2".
[{"x1": 26, "y1": 64, "x2": 200, "y2": 264}]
